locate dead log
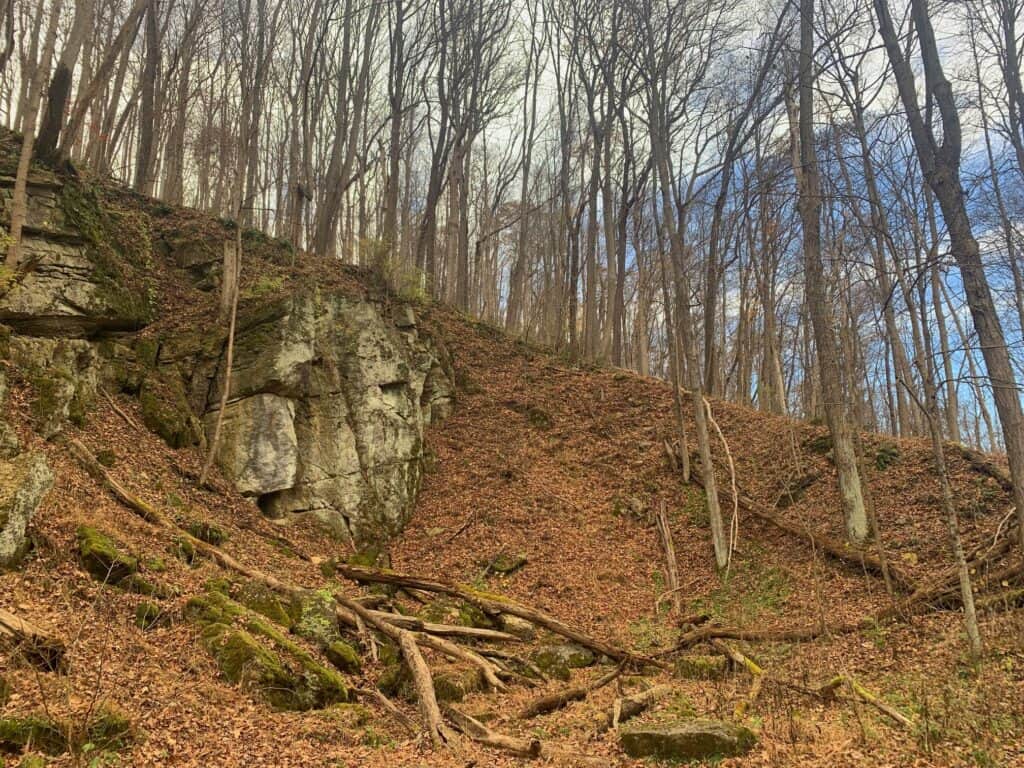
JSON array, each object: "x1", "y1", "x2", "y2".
[
  {"x1": 519, "y1": 687, "x2": 587, "y2": 719},
  {"x1": 336, "y1": 563, "x2": 660, "y2": 667},
  {"x1": 600, "y1": 684, "x2": 674, "y2": 732},
  {"x1": 0, "y1": 607, "x2": 66, "y2": 672},
  {"x1": 336, "y1": 593, "x2": 453, "y2": 747},
  {"x1": 444, "y1": 705, "x2": 541, "y2": 757},
  {"x1": 367, "y1": 611, "x2": 521, "y2": 643}
]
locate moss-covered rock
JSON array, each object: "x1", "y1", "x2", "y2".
[
  {"x1": 325, "y1": 640, "x2": 361, "y2": 674},
  {"x1": 188, "y1": 588, "x2": 349, "y2": 710},
  {"x1": 530, "y1": 644, "x2": 595, "y2": 681},
  {"x1": 134, "y1": 601, "x2": 168, "y2": 630},
  {"x1": 432, "y1": 666, "x2": 484, "y2": 703},
  {"x1": 292, "y1": 590, "x2": 342, "y2": 648},
  {"x1": 619, "y1": 720, "x2": 757, "y2": 761},
  {"x1": 483, "y1": 551, "x2": 527, "y2": 575},
  {"x1": 673, "y1": 654, "x2": 729, "y2": 681},
  {"x1": 235, "y1": 581, "x2": 294, "y2": 627},
  {"x1": 0, "y1": 715, "x2": 67, "y2": 756},
  {"x1": 139, "y1": 373, "x2": 202, "y2": 449},
  {"x1": 76, "y1": 526, "x2": 137, "y2": 584},
  {"x1": 185, "y1": 520, "x2": 227, "y2": 546}
]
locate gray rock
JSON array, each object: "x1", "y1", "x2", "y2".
[
  {"x1": 531, "y1": 643, "x2": 596, "y2": 680},
  {"x1": 620, "y1": 720, "x2": 757, "y2": 761},
  {"x1": 8, "y1": 335, "x2": 98, "y2": 438},
  {"x1": 205, "y1": 393, "x2": 298, "y2": 495},
  {"x1": 188, "y1": 290, "x2": 453, "y2": 544},
  {"x1": 0, "y1": 452, "x2": 54, "y2": 569}
]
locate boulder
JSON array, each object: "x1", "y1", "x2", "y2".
[
  {"x1": 180, "y1": 291, "x2": 453, "y2": 544},
  {"x1": 0, "y1": 452, "x2": 53, "y2": 569},
  {"x1": 619, "y1": 720, "x2": 757, "y2": 761},
  {"x1": 530, "y1": 643, "x2": 596, "y2": 680}
]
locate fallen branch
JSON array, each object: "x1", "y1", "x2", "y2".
[
  {"x1": 0, "y1": 607, "x2": 66, "y2": 672},
  {"x1": 655, "y1": 500, "x2": 682, "y2": 614},
  {"x1": 354, "y1": 686, "x2": 417, "y2": 736},
  {"x1": 100, "y1": 387, "x2": 141, "y2": 431},
  {"x1": 818, "y1": 675, "x2": 915, "y2": 730},
  {"x1": 367, "y1": 611, "x2": 522, "y2": 643},
  {"x1": 519, "y1": 661, "x2": 624, "y2": 720},
  {"x1": 711, "y1": 640, "x2": 764, "y2": 718},
  {"x1": 335, "y1": 563, "x2": 660, "y2": 666},
  {"x1": 444, "y1": 705, "x2": 541, "y2": 757},
  {"x1": 336, "y1": 593, "x2": 453, "y2": 747},
  {"x1": 519, "y1": 687, "x2": 587, "y2": 719},
  {"x1": 600, "y1": 684, "x2": 674, "y2": 732}
]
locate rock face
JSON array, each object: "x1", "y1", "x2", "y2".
[
  {"x1": 619, "y1": 720, "x2": 758, "y2": 761},
  {"x1": 1, "y1": 168, "x2": 452, "y2": 547},
  {"x1": 0, "y1": 178, "x2": 155, "y2": 337},
  {"x1": 166, "y1": 291, "x2": 453, "y2": 543},
  {"x1": 0, "y1": 452, "x2": 53, "y2": 569}
]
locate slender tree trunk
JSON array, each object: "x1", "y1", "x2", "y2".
[{"x1": 792, "y1": 3, "x2": 868, "y2": 543}]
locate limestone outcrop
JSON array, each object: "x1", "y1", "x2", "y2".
[
  {"x1": 0, "y1": 165, "x2": 452, "y2": 548},
  {"x1": 162, "y1": 290, "x2": 453, "y2": 543}
]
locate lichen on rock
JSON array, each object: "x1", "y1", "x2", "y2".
[{"x1": 0, "y1": 452, "x2": 52, "y2": 569}]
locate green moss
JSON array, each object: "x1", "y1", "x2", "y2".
[
  {"x1": 170, "y1": 536, "x2": 198, "y2": 566},
  {"x1": 188, "y1": 588, "x2": 348, "y2": 710},
  {"x1": 183, "y1": 590, "x2": 245, "y2": 626},
  {"x1": 525, "y1": 406, "x2": 552, "y2": 430},
  {"x1": 59, "y1": 181, "x2": 155, "y2": 328},
  {"x1": 76, "y1": 526, "x2": 137, "y2": 585},
  {"x1": 143, "y1": 557, "x2": 167, "y2": 573},
  {"x1": 345, "y1": 549, "x2": 382, "y2": 568},
  {"x1": 85, "y1": 704, "x2": 132, "y2": 751},
  {"x1": 186, "y1": 521, "x2": 227, "y2": 546},
  {"x1": 292, "y1": 590, "x2": 342, "y2": 648},
  {"x1": 803, "y1": 433, "x2": 833, "y2": 455},
  {"x1": 674, "y1": 654, "x2": 729, "y2": 680},
  {"x1": 236, "y1": 582, "x2": 293, "y2": 627},
  {"x1": 16, "y1": 755, "x2": 48, "y2": 768},
  {"x1": 0, "y1": 716, "x2": 67, "y2": 756},
  {"x1": 139, "y1": 374, "x2": 202, "y2": 449},
  {"x1": 120, "y1": 574, "x2": 176, "y2": 599},
  {"x1": 95, "y1": 449, "x2": 117, "y2": 467},
  {"x1": 134, "y1": 601, "x2": 167, "y2": 630},
  {"x1": 432, "y1": 667, "x2": 483, "y2": 703},
  {"x1": 326, "y1": 641, "x2": 361, "y2": 674},
  {"x1": 485, "y1": 552, "x2": 527, "y2": 575},
  {"x1": 875, "y1": 443, "x2": 901, "y2": 471}
]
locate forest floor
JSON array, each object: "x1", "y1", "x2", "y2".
[{"x1": 2, "y1": 192, "x2": 1023, "y2": 765}]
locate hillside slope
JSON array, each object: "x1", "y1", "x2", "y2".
[{"x1": 0, "y1": 163, "x2": 1022, "y2": 767}]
